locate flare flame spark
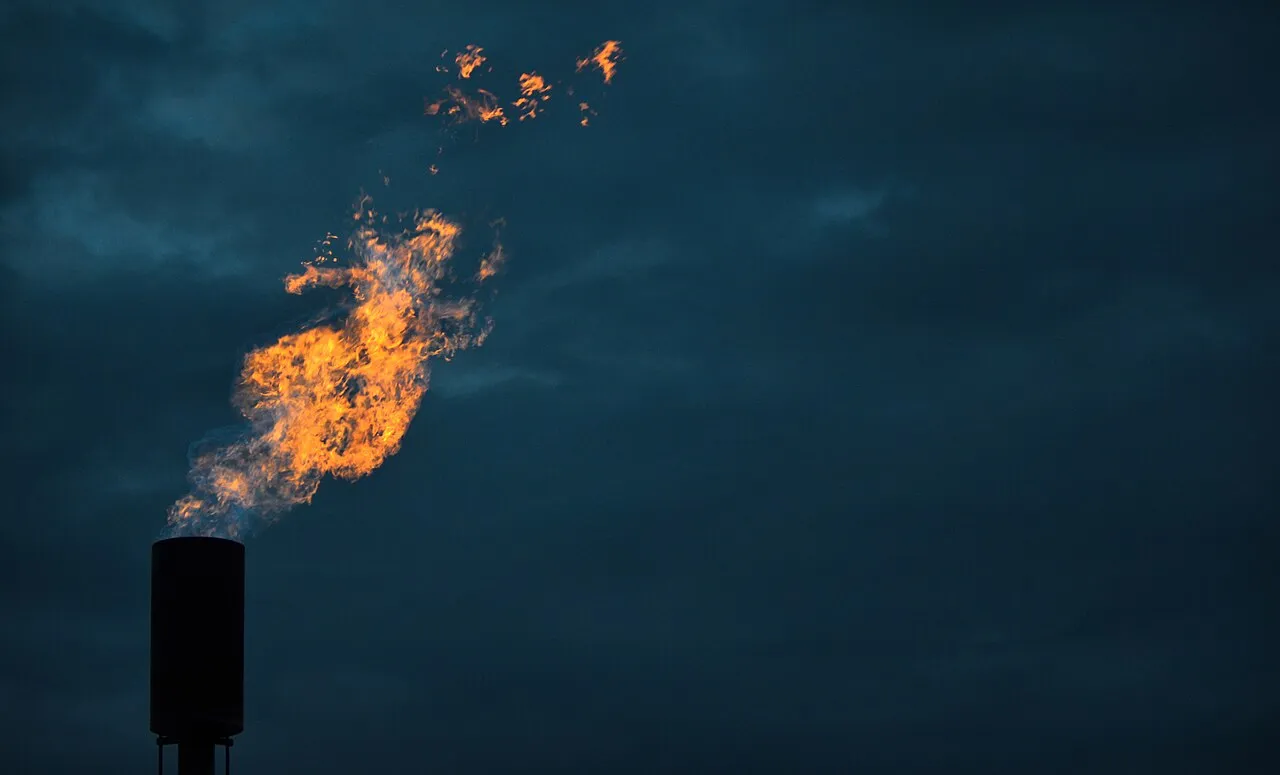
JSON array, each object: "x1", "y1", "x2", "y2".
[
  {"x1": 576, "y1": 40, "x2": 622, "y2": 84},
  {"x1": 424, "y1": 40, "x2": 622, "y2": 135},
  {"x1": 514, "y1": 72, "x2": 552, "y2": 121},
  {"x1": 425, "y1": 86, "x2": 508, "y2": 125},
  {"x1": 455, "y1": 44, "x2": 486, "y2": 78}
]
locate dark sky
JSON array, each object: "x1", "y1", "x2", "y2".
[{"x1": 2, "y1": 1, "x2": 1278, "y2": 772}]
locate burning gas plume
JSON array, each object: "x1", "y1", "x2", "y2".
[
  {"x1": 165, "y1": 40, "x2": 622, "y2": 539},
  {"x1": 166, "y1": 204, "x2": 495, "y2": 539}
]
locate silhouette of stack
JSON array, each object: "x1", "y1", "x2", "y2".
[{"x1": 150, "y1": 537, "x2": 245, "y2": 775}]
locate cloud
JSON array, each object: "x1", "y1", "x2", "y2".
[
  {"x1": 8, "y1": 171, "x2": 253, "y2": 280},
  {"x1": 1, "y1": 1, "x2": 1277, "y2": 773},
  {"x1": 810, "y1": 187, "x2": 888, "y2": 226}
]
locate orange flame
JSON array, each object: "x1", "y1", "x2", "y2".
[
  {"x1": 476, "y1": 244, "x2": 505, "y2": 282},
  {"x1": 576, "y1": 40, "x2": 622, "y2": 84},
  {"x1": 476, "y1": 220, "x2": 506, "y2": 281},
  {"x1": 455, "y1": 44, "x2": 486, "y2": 78},
  {"x1": 424, "y1": 41, "x2": 621, "y2": 130},
  {"x1": 513, "y1": 72, "x2": 551, "y2": 121},
  {"x1": 426, "y1": 86, "x2": 509, "y2": 125},
  {"x1": 167, "y1": 40, "x2": 625, "y2": 539},
  {"x1": 166, "y1": 205, "x2": 496, "y2": 538}
]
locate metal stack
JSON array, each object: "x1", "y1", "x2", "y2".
[{"x1": 150, "y1": 537, "x2": 245, "y2": 775}]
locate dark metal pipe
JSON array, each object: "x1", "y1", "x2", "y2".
[{"x1": 178, "y1": 741, "x2": 215, "y2": 775}]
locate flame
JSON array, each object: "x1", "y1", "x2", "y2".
[
  {"x1": 424, "y1": 41, "x2": 621, "y2": 130},
  {"x1": 166, "y1": 40, "x2": 627, "y2": 538},
  {"x1": 513, "y1": 72, "x2": 551, "y2": 121},
  {"x1": 476, "y1": 244, "x2": 504, "y2": 282},
  {"x1": 455, "y1": 44, "x2": 486, "y2": 79},
  {"x1": 166, "y1": 205, "x2": 496, "y2": 538},
  {"x1": 576, "y1": 40, "x2": 622, "y2": 84},
  {"x1": 426, "y1": 86, "x2": 508, "y2": 125},
  {"x1": 476, "y1": 220, "x2": 506, "y2": 282}
]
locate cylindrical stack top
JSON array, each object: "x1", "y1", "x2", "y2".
[{"x1": 150, "y1": 536, "x2": 245, "y2": 741}]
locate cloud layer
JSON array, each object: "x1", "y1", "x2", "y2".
[{"x1": 2, "y1": 1, "x2": 1277, "y2": 772}]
